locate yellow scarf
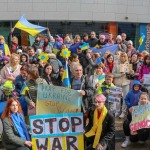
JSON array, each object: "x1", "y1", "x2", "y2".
[{"x1": 85, "y1": 106, "x2": 107, "y2": 148}]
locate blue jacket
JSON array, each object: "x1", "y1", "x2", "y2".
[
  {"x1": 125, "y1": 80, "x2": 141, "y2": 108},
  {"x1": 14, "y1": 75, "x2": 27, "y2": 95}
]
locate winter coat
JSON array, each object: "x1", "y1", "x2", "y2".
[
  {"x1": 85, "y1": 107, "x2": 115, "y2": 150},
  {"x1": 2, "y1": 117, "x2": 27, "y2": 149},
  {"x1": 138, "y1": 64, "x2": 150, "y2": 81},
  {"x1": 0, "y1": 63, "x2": 21, "y2": 84},
  {"x1": 125, "y1": 80, "x2": 141, "y2": 108}
]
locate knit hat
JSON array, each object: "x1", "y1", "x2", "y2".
[
  {"x1": 138, "y1": 53, "x2": 143, "y2": 57},
  {"x1": 17, "y1": 49, "x2": 22, "y2": 53},
  {"x1": 127, "y1": 40, "x2": 133, "y2": 45},
  {"x1": 95, "y1": 94, "x2": 106, "y2": 102},
  {"x1": 99, "y1": 35, "x2": 105, "y2": 39},
  {"x1": 36, "y1": 49, "x2": 42, "y2": 55},
  {"x1": 3, "y1": 56, "x2": 10, "y2": 61},
  {"x1": 116, "y1": 35, "x2": 122, "y2": 40},
  {"x1": 1, "y1": 80, "x2": 15, "y2": 91}
]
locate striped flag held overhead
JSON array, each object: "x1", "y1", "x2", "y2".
[{"x1": 14, "y1": 16, "x2": 47, "y2": 36}]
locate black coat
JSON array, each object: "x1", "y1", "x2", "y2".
[{"x1": 85, "y1": 107, "x2": 115, "y2": 150}]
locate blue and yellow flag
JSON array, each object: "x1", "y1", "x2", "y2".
[
  {"x1": 20, "y1": 83, "x2": 29, "y2": 95},
  {"x1": 139, "y1": 33, "x2": 145, "y2": 46},
  {"x1": 79, "y1": 43, "x2": 89, "y2": 50},
  {"x1": 14, "y1": 16, "x2": 47, "y2": 36},
  {"x1": 62, "y1": 61, "x2": 71, "y2": 88},
  {"x1": 98, "y1": 74, "x2": 105, "y2": 85}
]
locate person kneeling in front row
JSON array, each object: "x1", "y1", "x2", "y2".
[
  {"x1": 121, "y1": 92, "x2": 150, "y2": 148},
  {"x1": 84, "y1": 94, "x2": 115, "y2": 150}
]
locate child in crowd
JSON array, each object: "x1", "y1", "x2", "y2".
[
  {"x1": 97, "y1": 73, "x2": 116, "y2": 114},
  {"x1": 122, "y1": 92, "x2": 150, "y2": 148},
  {"x1": 125, "y1": 80, "x2": 141, "y2": 109}
]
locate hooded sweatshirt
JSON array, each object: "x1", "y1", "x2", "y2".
[{"x1": 125, "y1": 80, "x2": 141, "y2": 108}]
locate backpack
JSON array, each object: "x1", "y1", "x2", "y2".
[{"x1": 48, "y1": 58, "x2": 60, "y2": 79}]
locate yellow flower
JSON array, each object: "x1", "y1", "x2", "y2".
[
  {"x1": 38, "y1": 52, "x2": 49, "y2": 63},
  {"x1": 60, "y1": 48, "x2": 71, "y2": 58}
]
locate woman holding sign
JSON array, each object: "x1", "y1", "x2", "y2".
[
  {"x1": 85, "y1": 94, "x2": 115, "y2": 150},
  {"x1": 112, "y1": 52, "x2": 131, "y2": 118},
  {"x1": 1, "y1": 98, "x2": 32, "y2": 150},
  {"x1": 121, "y1": 92, "x2": 150, "y2": 148}
]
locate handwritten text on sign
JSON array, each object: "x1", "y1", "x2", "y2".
[
  {"x1": 37, "y1": 84, "x2": 82, "y2": 106},
  {"x1": 130, "y1": 105, "x2": 150, "y2": 131}
]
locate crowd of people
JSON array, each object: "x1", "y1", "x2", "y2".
[{"x1": 0, "y1": 30, "x2": 150, "y2": 150}]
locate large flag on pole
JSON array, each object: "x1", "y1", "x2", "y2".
[{"x1": 14, "y1": 16, "x2": 47, "y2": 36}]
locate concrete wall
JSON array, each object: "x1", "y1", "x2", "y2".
[{"x1": 0, "y1": 0, "x2": 150, "y2": 23}]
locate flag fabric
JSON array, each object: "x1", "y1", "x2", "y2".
[
  {"x1": 69, "y1": 42, "x2": 82, "y2": 53},
  {"x1": 96, "y1": 58, "x2": 101, "y2": 64},
  {"x1": 14, "y1": 16, "x2": 47, "y2": 36},
  {"x1": 20, "y1": 83, "x2": 29, "y2": 95},
  {"x1": 79, "y1": 43, "x2": 89, "y2": 50},
  {"x1": 139, "y1": 33, "x2": 145, "y2": 46},
  {"x1": 98, "y1": 75, "x2": 105, "y2": 85},
  {"x1": 90, "y1": 44, "x2": 119, "y2": 57},
  {"x1": 62, "y1": 61, "x2": 71, "y2": 88}
]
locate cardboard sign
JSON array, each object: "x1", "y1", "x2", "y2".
[
  {"x1": 120, "y1": 64, "x2": 132, "y2": 73},
  {"x1": 108, "y1": 86, "x2": 122, "y2": 103},
  {"x1": 143, "y1": 74, "x2": 150, "y2": 85},
  {"x1": 30, "y1": 113, "x2": 84, "y2": 150},
  {"x1": 36, "y1": 84, "x2": 82, "y2": 114},
  {"x1": 130, "y1": 105, "x2": 150, "y2": 131}
]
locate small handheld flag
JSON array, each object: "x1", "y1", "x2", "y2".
[
  {"x1": 21, "y1": 83, "x2": 29, "y2": 95},
  {"x1": 79, "y1": 43, "x2": 89, "y2": 50},
  {"x1": 139, "y1": 33, "x2": 145, "y2": 46},
  {"x1": 62, "y1": 61, "x2": 71, "y2": 88}
]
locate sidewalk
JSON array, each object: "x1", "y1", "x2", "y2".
[{"x1": 115, "y1": 117, "x2": 150, "y2": 150}]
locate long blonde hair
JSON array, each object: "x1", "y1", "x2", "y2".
[{"x1": 10, "y1": 53, "x2": 20, "y2": 68}]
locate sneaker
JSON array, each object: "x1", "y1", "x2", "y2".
[
  {"x1": 138, "y1": 140, "x2": 145, "y2": 144},
  {"x1": 119, "y1": 112, "x2": 125, "y2": 119},
  {"x1": 121, "y1": 140, "x2": 131, "y2": 148}
]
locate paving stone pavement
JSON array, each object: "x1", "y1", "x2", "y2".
[{"x1": 115, "y1": 117, "x2": 150, "y2": 150}]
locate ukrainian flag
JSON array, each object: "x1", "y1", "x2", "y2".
[
  {"x1": 79, "y1": 43, "x2": 89, "y2": 50},
  {"x1": 98, "y1": 75, "x2": 105, "y2": 85},
  {"x1": 62, "y1": 61, "x2": 71, "y2": 88},
  {"x1": 139, "y1": 33, "x2": 145, "y2": 46},
  {"x1": 20, "y1": 83, "x2": 29, "y2": 95},
  {"x1": 14, "y1": 16, "x2": 47, "y2": 36}
]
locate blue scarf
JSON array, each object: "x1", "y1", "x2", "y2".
[{"x1": 10, "y1": 112, "x2": 30, "y2": 141}]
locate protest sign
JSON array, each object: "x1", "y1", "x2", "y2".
[
  {"x1": 143, "y1": 74, "x2": 150, "y2": 85},
  {"x1": 114, "y1": 55, "x2": 120, "y2": 63},
  {"x1": 30, "y1": 112, "x2": 84, "y2": 150},
  {"x1": 108, "y1": 86, "x2": 122, "y2": 103},
  {"x1": 130, "y1": 105, "x2": 150, "y2": 131},
  {"x1": 120, "y1": 64, "x2": 132, "y2": 73},
  {"x1": 36, "y1": 84, "x2": 82, "y2": 114}
]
